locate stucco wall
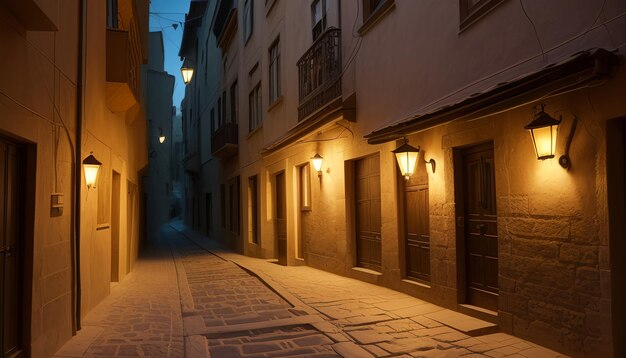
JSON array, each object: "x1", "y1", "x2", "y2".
[
  {"x1": 0, "y1": 1, "x2": 78, "y2": 356},
  {"x1": 79, "y1": 0, "x2": 148, "y2": 320}
]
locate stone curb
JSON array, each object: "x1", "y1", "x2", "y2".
[{"x1": 168, "y1": 241, "x2": 196, "y2": 316}]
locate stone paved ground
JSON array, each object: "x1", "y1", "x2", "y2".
[
  {"x1": 53, "y1": 231, "x2": 184, "y2": 358},
  {"x1": 55, "y1": 223, "x2": 568, "y2": 357},
  {"x1": 172, "y1": 230, "x2": 338, "y2": 357},
  {"x1": 171, "y1": 221, "x2": 569, "y2": 358}
]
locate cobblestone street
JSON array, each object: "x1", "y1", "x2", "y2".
[{"x1": 54, "y1": 223, "x2": 567, "y2": 357}]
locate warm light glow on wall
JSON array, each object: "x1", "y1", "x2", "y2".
[
  {"x1": 82, "y1": 153, "x2": 102, "y2": 189},
  {"x1": 525, "y1": 104, "x2": 560, "y2": 160},
  {"x1": 392, "y1": 139, "x2": 419, "y2": 180}
]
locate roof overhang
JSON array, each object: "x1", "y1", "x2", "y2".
[{"x1": 365, "y1": 48, "x2": 620, "y2": 145}]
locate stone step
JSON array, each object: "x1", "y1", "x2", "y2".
[{"x1": 425, "y1": 309, "x2": 498, "y2": 336}]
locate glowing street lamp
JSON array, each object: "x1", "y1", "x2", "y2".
[
  {"x1": 82, "y1": 152, "x2": 101, "y2": 189},
  {"x1": 311, "y1": 153, "x2": 323, "y2": 176},
  {"x1": 159, "y1": 127, "x2": 165, "y2": 143},
  {"x1": 180, "y1": 59, "x2": 194, "y2": 85},
  {"x1": 525, "y1": 104, "x2": 560, "y2": 160},
  {"x1": 393, "y1": 139, "x2": 420, "y2": 180}
]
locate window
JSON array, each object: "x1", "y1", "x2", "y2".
[
  {"x1": 300, "y1": 164, "x2": 311, "y2": 210},
  {"x1": 205, "y1": 37, "x2": 209, "y2": 83},
  {"x1": 229, "y1": 183, "x2": 234, "y2": 231},
  {"x1": 363, "y1": 0, "x2": 383, "y2": 20},
  {"x1": 359, "y1": 0, "x2": 394, "y2": 35},
  {"x1": 269, "y1": 39, "x2": 281, "y2": 104},
  {"x1": 217, "y1": 97, "x2": 222, "y2": 128},
  {"x1": 248, "y1": 176, "x2": 259, "y2": 244},
  {"x1": 243, "y1": 0, "x2": 253, "y2": 43},
  {"x1": 459, "y1": 0, "x2": 505, "y2": 30},
  {"x1": 222, "y1": 90, "x2": 228, "y2": 125},
  {"x1": 311, "y1": 0, "x2": 328, "y2": 41},
  {"x1": 230, "y1": 81, "x2": 238, "y2": 124},
  {"x1": 248, "y1": 83, "x2": 262, "y2": 132},
  {"x1": 206, "y1": 193, "x2": 212, "y2": 235},
  {"x1": 228, "y1": 177, "x2": 240, "y2": 234},
  {"x1": 220, "y1": 184, "x2": 226, "y2": 228},
  {"x1": 210, "y1": 108, "x2": 215, "y2": 133},
  {"x1": 106, "y1": 0, "x2": 118, "y2": 28}
]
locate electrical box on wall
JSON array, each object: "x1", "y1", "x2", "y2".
[{"x1": 51, "y1": 193, "x2": 64, "y2": 217}]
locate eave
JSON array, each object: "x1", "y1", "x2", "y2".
[{"x1": 364, "y1": 48, "x2": 620, "y2": 145}]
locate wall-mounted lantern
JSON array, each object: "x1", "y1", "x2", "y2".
[
  {"x1": 525, "y1": 104, "x2": 561, "y2": 160},
  {"x1": 393, "y1": 139, "x2": 420, "y2": 180},
  {"x1": 159, "y1": 127, "x2": 166, "y2": 144},
  {"x1": 180, "y1": 59, "x2": 194, "y2": 85},
  {"x1": 311, "y1": 153, "x2": 323, "y2": 177},
  {"x1": 82, "y1": 152, "x2": 101, "y2": 189}
]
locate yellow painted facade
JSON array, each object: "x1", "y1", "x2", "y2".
[{"x1": 0, "y1": 0, "x2": 148, "y2": 356}]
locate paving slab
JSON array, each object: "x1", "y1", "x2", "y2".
[
  {"x1": 332, "y1": 342, "x2": 374, "y2": 358},
  {"x1": 425, "y1": 308, "x2": 498, "y2": 336}
]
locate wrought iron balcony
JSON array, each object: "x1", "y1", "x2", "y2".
[
  {"x1": 297, "y1": 28, "x2": 342, "y2": 121},
  {"x1": 211, "y1": 122, "x2": 238, "y2": 158}
]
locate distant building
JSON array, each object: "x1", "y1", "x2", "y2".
[
  {"x1": 146, "y1": 31, "x2": 175, "y2": 232},
  {"x1": 0, "y1": 0, "x2": 149, "y2": 356},
  {"x1": 171, "y1": 109, "x2": 185, "y2": 218},
  {"x1": 179, "y1": 1, "x2": 626, "y2": 356}
]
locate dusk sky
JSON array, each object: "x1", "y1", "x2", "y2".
[{"x1": 149, "y1": 0, "x2": 191, "y2": 113}]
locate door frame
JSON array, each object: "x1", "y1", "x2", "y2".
[
  {"x1": 273, "y1": 170, "x2": 287, "y2": 265},
  {"x1": 607, "y1": 117, "x2": 626, "y2": 358},
  {"x1": 453, "y1": 140, "x2": 499, "y2": 318},
  {"x1": 0, "y1": 135, "x2": 34, "y2": 358}
]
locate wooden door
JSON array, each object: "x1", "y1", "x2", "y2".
[
  {"x1": 355, "y1": 155, "x2": 382, "y2": 271},
  {"x1": 462, "y1": 143, "x2": 498, "y2": 311},
  {"x1": 275, "y1": 172, "x2": 287, "y2": 265},
  {"x1": 111, "y1": 171, "x2": 121, "y2": 283},
  {"x1": 127, "y1": 181, "x2": 135, "y2": 274},
  {"x1": 405, "y1": 183, "x2": 430, "y2": 282},
  {"x1": 1, "y1": 140, "x2": 24, "y2": 357}
]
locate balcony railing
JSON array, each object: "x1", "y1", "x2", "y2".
[
  {"x1": 297, "y1": 28, "x2": 342, "y2": 121},
  {"x1": 211, "y1": 122, "x2": 239, "y2": 158}
]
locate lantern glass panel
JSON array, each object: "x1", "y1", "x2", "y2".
[
  {"x1": 311, "y1": 156, "x2": 323, "y2": 173},
  {"x1": 395, "y1": 151, "x2": 418, "y2": 178},
  {"x1": 84, "y1": 164, "x2": 100, "y2": 187},
  {"x1": 530, "y1": 125, "x2": 557, "y2": 159},
  {"x1": 181, "y1": 67, "x2": 194, "y2": 84}
]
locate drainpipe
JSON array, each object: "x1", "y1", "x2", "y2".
[{"x1": 73, "y1": 0, "x2": 86, "y2": 332}]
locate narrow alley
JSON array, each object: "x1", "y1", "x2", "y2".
[{"x1": 53, "y1": 224, "x2": 565, "y2": 358}]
